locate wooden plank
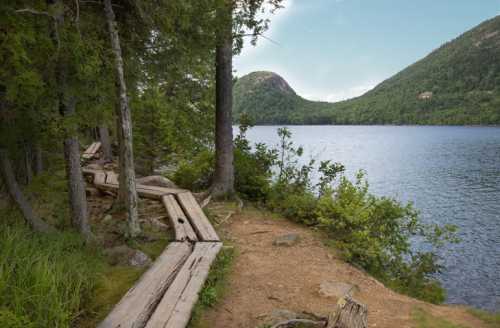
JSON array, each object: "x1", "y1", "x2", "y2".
[
  {"x1": 82, "y1": 142, "x2": 101, "y2": 159},
  {"x1": 145, "y1": 242, "x2": 222, "y2": 328},
  {"x1": 94, "y1": 183, "x2": 166, "y2": 200},
  {"x1": 163, "y1": 242, "x2": 222, "y2": 328},
  {"x1": 176, "y1": 192, "x2": 219, "y2": 242},
  {"x1": 94, "y1": 171, "x2": 107, "y2": 185},
  {"x1": 161, "y1": 195, "x2": 197, "y2": 242},
  {"x1": 98, "y1": 242, "x2": 192, "y2": 328},
  {"x1": 106, "y1": 171, "x2": 119, "y2": 185},
  {"x1": 136, "y1": 184, "x2": 186, "y2": 195}
]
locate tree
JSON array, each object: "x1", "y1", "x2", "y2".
[
  {"x1": 104, "y1": 0, "x2": 141, "y2": 237},
  {"x1": 211, "y1": 0, "x2": 235, "y2": 197},
  {"x1": 210, "y1": 0, "x2": 284, "y2": 197},
  {"x1": 0, "y1": 148, "x2": 54, "y2": 233}
]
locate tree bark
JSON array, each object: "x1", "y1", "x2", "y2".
[
  {"x1": 34, "y1": 143, "x2": 43, "y2": 175},
  {"x1": 99, "y1": 125, "x2": 113, "y2": 161},
  {"x1": 104, "y1": 0, "x2": 140, "y2": 237},
  {"x1": 211, "y1": 2, "x2": 235, "y2": 197},
  {"x1": 24, "y1": 142, "x2": 33, "y2": 185},
  {"x1": 327, "y1": 297, "x2": 368, "y2": 328},
  {"x1": 62, "y1": 99, "x2": 93, "y2": 240},
  {"x1": 0, "y1": 148, "x2": 54, "y2": 233},
  {"x1": 49, "y1": 0, "x2": 92, "y2": 240}
]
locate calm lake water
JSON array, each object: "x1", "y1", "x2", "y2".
[{"x1": 243, "y1": 125, "x2": 500, "y2": 311}]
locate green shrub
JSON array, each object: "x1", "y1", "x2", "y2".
[
  {"x1": 172, "y1": 150, "x2": 214, "y2": 191},
  {"x1": 261, "y1": 128, "x2": 456, "y2": 304},
  {"x1": 0, "y1": 223, "x2": 103, "y2": 328}
]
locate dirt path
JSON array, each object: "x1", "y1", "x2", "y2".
[{"x1": 202, "y1": 206, "x2": 486, "y2": 328}]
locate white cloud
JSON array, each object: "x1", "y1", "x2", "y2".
[
  {"x1": 302, "y1": 81, "x2": 380, "y2": 103},
  {"x1": 323, "y1": 82, "x2": 377, "y2": 102}
]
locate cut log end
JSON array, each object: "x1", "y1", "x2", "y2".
[{"x1": 327, "y1": 296, "x2": 368, "y2": 328}]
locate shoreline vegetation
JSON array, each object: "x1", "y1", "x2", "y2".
[{"x1": 1, "y1": 126, "x2": 499, "y2": 327}]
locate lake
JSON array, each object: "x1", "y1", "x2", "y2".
[{"x1": 243, "y1": 125, "x2": 500, "y2": 311}]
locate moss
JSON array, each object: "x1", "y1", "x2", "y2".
[
  {"x1": 468, "y1": 309, "x2": 500, "y2": 328},
  {"x1": 412, "y1": 308, "x2": 467, "y2": 328}
]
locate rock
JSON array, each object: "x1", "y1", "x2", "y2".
[
  {"x1": 104, "y1": 245, "x2": 152, "y2": 267},
  {"x1": 319, "y1": 281, "x2": 357, "y2": 299},
  {"x1": 136, "y1": 175, "x2": 178, "y2": 188},
  {"x1": 102, "y1": 214, "x2": 113, "y2": 223},
  {"x1": 268, "y1": 309, "x2": 300, "y2": 324},
  {"x1": 273, "y1": 233, "x2": 301, "y2": 247},
  {"x1": 129, "y1": 250, "x2": 152, "y2": 267}
]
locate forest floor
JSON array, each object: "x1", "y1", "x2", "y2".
[{"x1": 197, "y1": 203, "x2": 492, "y2": 328}]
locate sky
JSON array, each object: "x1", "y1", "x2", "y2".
[{"x1": 234, "y1": 0, "x2": 500, "y2": 102}]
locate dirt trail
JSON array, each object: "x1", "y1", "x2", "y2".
[{"x1": 202, "y1": 206, "x2": 486, "y2": 328}]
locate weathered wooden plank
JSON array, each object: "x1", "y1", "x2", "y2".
[
  {"x1": 163, "y1": 242, "x2": 222, "y2": 328},
  {"x1": 145, "y1": 242, "x2": 222, "y2": 328},
  {"x1": 176, "y1": 192, "x2": 219, "y2": 241},
  {"x1": 94, "y1": 171, "x2": 107, "y2": 185},
  {"x1": 98, "y1": 242, "x2": 192, "y2": 328},
  {"x1": 161, "y1": 195, "x2": 197, "y2": 242},
  {"x1": 106, "y1": 171, "x2": 119, "y2": 185},
  {"x1": 136, "y1": 184, "x2": 186, "y2": 195},
  {"x1": 82, "y1": 142, "x2": 101, "y2": 159},
  {"x1": 95, "y1": 183, "x2": 167, "y2": 200}
]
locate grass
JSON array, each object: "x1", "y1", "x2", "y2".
[
  {"x1": 188, "y1": 246, "x2": 236, "y2": 328},
  {"x1": 412, "y1": 308, "x2": 467, "y2": 328},
  {"x1": 0, "y1": 222, "x2": 103, "y2": 328},
  {"x1": 468, "y1": 309, "x2": 500, "y2": 328},
  {"x1": 76, "y1": 266, "x2": 145, "y2": 328}
]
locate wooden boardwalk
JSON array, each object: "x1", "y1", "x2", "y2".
[{"x1": 81, "y1": 143, "x2": 222, "y2": 328}]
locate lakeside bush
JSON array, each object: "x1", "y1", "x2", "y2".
[{"x1": 0, "y1": 218, "x2": 102, "y2": 327}]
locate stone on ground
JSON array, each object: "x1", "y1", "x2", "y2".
[
  {"x1": 104, "y1": 245, "x2": 152, "y2": 267},
  {"x1": 319, "y1": 281, "x2": 357, "y2": 299},
  {"x1": 273, "y1": 233, "x2": 301, "y2": 247}
]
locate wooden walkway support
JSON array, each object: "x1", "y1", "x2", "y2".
[{"x1": 82, "y1": 150, "x2": 221, "y2": 328}]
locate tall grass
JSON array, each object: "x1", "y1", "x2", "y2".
[{"x1": 0, "y1": 223, "x2": 102, "y2": 327}]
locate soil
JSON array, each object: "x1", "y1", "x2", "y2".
[{"x1": 202, "y1": 205, "x2": 487, "y2": 328}]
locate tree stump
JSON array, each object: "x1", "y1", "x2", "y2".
[{"x1": 327, "y1": 296, "x2": 367, "y2": 328}]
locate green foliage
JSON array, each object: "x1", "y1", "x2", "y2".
[
  {"x1": 412, "y1": 308, "x2": 467, "y2": 328},
  {"x1": 234, "y1": 16, "x2": 500, "y2": 125},
  {"x1": 248, "y1": 128, "x2": 457, "y2": 303},
  {"x1": 0, "y1": 223, "x2": 102, "y2": 328},
  {"x1": 172, "y1": 150, "x2": 214, "y2": 192}
]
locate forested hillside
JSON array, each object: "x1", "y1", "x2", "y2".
[{"x1": 234, "y1": 15, "x2": 500, "y2": 125}]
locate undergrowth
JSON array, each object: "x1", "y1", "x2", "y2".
[{"x1": 0, "y1": 218, "x2": 103, "y2": 328}]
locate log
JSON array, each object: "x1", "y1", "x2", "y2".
[
  {"x1": 82, "y1": 141, "x2": 101, "y2": 159},
  {"x1": 98, "y1": 242, "x2": 192, "y2": 328},
  {"x1": 161, "y1": 195, "x2": 198, "y2": 242},
  {"x1": 176, "y1": 192, "x2": 220, "y2": 241},
  {"x1": 145, "y1": 242, "x2": 222, "y2": 328},
  {"x1": 327, "y1": 296, "x2": 367, "y2": 328}
]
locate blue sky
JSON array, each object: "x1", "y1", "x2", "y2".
[{"x1": 234, "y1": 0, "x2": 500, "y2": 102}]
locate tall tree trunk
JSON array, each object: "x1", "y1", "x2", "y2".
[
  {"x1": 49, "y1": 0, "x2": 92, "y2": 240},
  {"x1": 24, "y1": 142, "x2": 33, "y2": 185},
  {"x1": 99, "y1": 125, "x2": 113, "y2": 162},
  {"x1": 211, "y1": 2, "x2": 235, "y2": 197},
  {"x1": 34, "y1": 143, "x2": 43, "y2": 175},
  {"x1": 104, "y1": 0, "x2": 140, "y2": 237},
  {"x1": 0, "y1": 148, "x2": 54, "y2": 233},
  {"x1": 62, "y1": 99, "x2": 93, "y2": 239}
]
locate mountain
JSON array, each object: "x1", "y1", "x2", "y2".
[{"x1": 234, "y1": 15, "x2": 500, "y2": 125}]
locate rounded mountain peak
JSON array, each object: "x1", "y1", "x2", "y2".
[{"x1": 236, "y1": 71, "x2": 296, "y2": 96}]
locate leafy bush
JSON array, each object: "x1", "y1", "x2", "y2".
[
  {"x1": 262, "y1": 127, "x2": 456, "y2": 303},
  {"x1": 0, "y1": 222, "x2": 102, "y2": 328},
  {"x1": 172, "y1": 150, "x2": 214, "y2": 191}
]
